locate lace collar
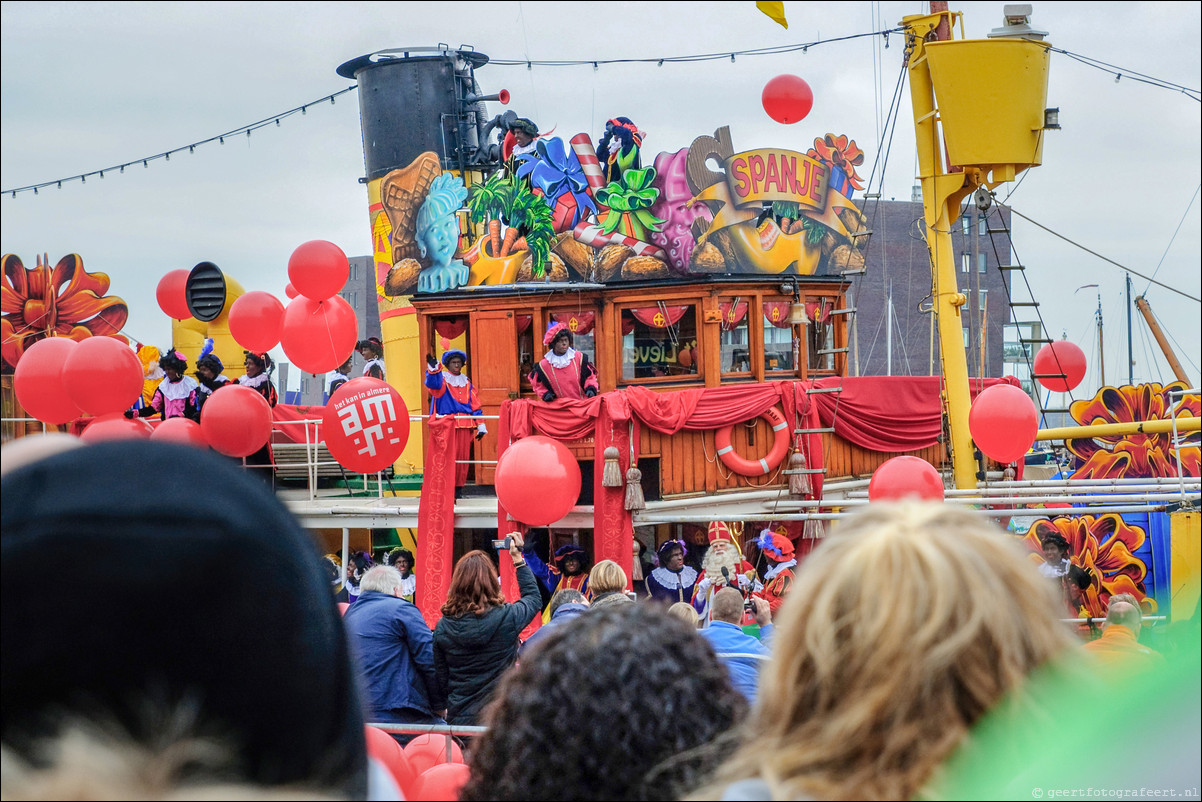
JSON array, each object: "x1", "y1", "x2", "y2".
[
  {"x1": 441, "y1": 370, "x2": 470, "y2": 388},
  {"x1": 362, "y1": 358, "x2": 385, "y2": 376},
  {"x1": 238, "y1": 372, "x2": 270, "y2": 389},
  {"x1": 765, "y1": 559, "x2": 797, "y2": 581},
  {"x1": 198, "y1": 375, "x2": 229, "y2": 395},
  {"x1": 158, "y1": 375, "x2": 198, "y2": 400},
  {"x1": 650, "y1": 565, "x2": 697, "y2": 588},
  {"x1": 543, "y1": 347, "x2": 577, "y2": 370}
]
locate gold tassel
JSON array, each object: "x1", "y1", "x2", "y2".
[
  {"x1": 787, "y1": 450, "x2": 811, "y2": 496},
  {"x1": 624, "y1": 467, "x2": 646, "y2": 511},
  {"x1": 602, "y1": 446, "x2": 623, "y2": 487}
]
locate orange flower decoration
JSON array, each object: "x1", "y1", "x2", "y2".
[
  {"x1": 1, "y1": 253, "x2": 128, "y2": 371},
  {"x1": 806, "y1": 133, "x2": 866, "y2": 190},
  {"x1": 1022, "y1": 513, "x2": 1152, "y2": 618},
  {"x1": 1066, "y1": 382, "x2": 1200, "y2": 479}
]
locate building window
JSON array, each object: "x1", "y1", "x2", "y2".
[
  {"x1": 978, "y1": 216, "x2": 987, "y2": 236},
  {"x1": 718, "y1": 297, "x2": 751, "y2": 374},
  {"x1": 961, "y1": 215, "x2": 970, "y2": 235},
  {"x1": 620, "y1": 305, "x2": 699, "y2": 381},
  {"x1": 962, "y1": 327, "x2": 971, "y2": 348},
  {"x1": 978, "y1": 252, "x2": 987, "y2": 273},
  {"x1": 961, "y1": 253, "x2": 970, "y2": 273},
  {"x1": 979, "y1": 288, "x2": 988, "y2": 311},
  {"x1": 804, "y1": 297, "x2": 836, "y2": 374}
]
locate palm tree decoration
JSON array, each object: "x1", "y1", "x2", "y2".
[{"x1": 466, "y1": 172, "x2": 556, "y2": 277}]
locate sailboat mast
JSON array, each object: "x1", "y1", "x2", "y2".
[
  {"x1": 1135, "y1": 295, "x2": 1191, "y2": 384},
  {"x1": 1097, "y1": 291, "x2": 1106, "y2": 387},
  {"x1": 1126, "y1": 272, "x2": 1134, "y2": 385}
]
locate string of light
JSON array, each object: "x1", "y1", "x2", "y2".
[
  {"x1": 3, "y1": 86, "x2": 357, "y2": 198},
  {"x1": 1051, "y1": 47, "x2": 1200, "y2": 101}
]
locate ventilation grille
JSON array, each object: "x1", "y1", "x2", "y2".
[{"x1": 186, "y1": 262, "x2": 227, "y2": 322}]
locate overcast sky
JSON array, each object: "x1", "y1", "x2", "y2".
[{"x1": 2, "y1": 1, "x2": 1199, "y2": 394}]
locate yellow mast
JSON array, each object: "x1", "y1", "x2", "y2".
[{"x1": 901, "y1": 5, "x2": 1052, "y2": 488}]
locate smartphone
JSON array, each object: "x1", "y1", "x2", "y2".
[{"x1": 492, "y1": 536, "x2": 513, "y2": 550}]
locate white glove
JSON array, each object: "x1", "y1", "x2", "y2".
[
  {"x1": 737, "y1": 573, "x2": 752, "y2": 590},
  {"x1": 696, "y1": 577, "x2": 713, "y2": 594},
  {"x1": 476, "y1": 423, "x2": 487, "y2": 436}
]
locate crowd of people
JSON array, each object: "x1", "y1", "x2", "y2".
[{"x1": 2, "y1": 436, "x2": 1195, "y2": 801}]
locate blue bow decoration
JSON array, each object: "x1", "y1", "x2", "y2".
[{"x1": 516, "y1": 137, "x2": 599, "y2": 227}]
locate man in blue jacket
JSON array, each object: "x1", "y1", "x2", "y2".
[
  {"x1": 699, "y1": 587, "x2": 773, "y2": 705},
  {"x1": 343, "y1": 565, "x2": 445, "y2": 742},
  {"x1": 519, "y1": 588, "x2": 589, "y2": 657}
]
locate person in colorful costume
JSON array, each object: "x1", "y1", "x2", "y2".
[
  {"x1": 754, "y1": 529, "x2": 798, "y2": 616},
  {"x1": 692, "y1": 522, "x2": 760, "y2": 621},
  {"x1": 328, "y1": 356, "x2": 352, "y2": 397},
  {"x1": 125, "y1": 348, "x2": 199, "y2": 422},
  {"x1": 645, "y1": 539, "x2": 698, "y2": 605},
  {"x1": 521, "y1": 542, "x2": 591, "y2": 621},
  {"x1": 1038, "y1": 531, "x2": 1092, "y2": 617},
  {"x1": 595, "y1": 116, "x2": 644, "y2": 184},
  {"x1": 193, "y1": 340, "x2": 230, "y2": 415},
  {"x1": 357, "y1": 338, "x2": 385, "y2": 380},
  {"x1": 425, "y1": 349, "x2": 486, "y2": 489},
  {"x1": 529, "y1": 322, "x2": 599, "y2": 402},
  {"x1": 236, "y1": 352, "x2": 278, "y2": 481}
]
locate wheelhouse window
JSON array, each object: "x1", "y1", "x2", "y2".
[
  {"x1": 805, "y1": 298, "x2": 836, "y2": 373},
  {"x1": 620, "y1": 304, "x2": 699, "y2": 381},
  {"x1": 718, "y1": 298, "x2": 751, "y2": 375},
  {"x1": 516, "y1": 312, "x2": 535, "y2": 392},
  {"x1": 762, "y1": 300, "x2": 795, "y2": 373},
  {"x1": 549, "y1": 308, "x2": 597, "y2": 367}
]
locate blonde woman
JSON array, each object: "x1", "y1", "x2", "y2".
[
  {"x1": 587, "y1": 559, "x2": 634, "y2": 609},
  {"x1": 695, "y1": 502, "x2": 1078, "y2": 801}
]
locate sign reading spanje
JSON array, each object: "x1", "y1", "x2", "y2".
[{"x1": 724, "y1": 149, "x2": 828, "y2": 209}]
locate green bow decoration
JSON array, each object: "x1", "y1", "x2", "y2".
[{"x1": 595, "y1": 167, "x2": 665, "y2": 241}]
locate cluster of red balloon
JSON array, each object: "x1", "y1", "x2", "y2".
[
  {"x1": 13, "y1": 336, "x2": 146, "y2": 435},
  {"x1": 279, "y1": 240, "x2": 358, "y2": 374},
  {"x1": 494, "y1": 436, "x2": 582, "y2": 526},
  {"x1": 762, "y1": 74, "x2": 814, "y2": 124},
  {"x1": 365, "y1": 729, "x2": 469, "y2": 801}
]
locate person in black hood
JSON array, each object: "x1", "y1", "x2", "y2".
[
  {"x1": 0, "y1": 440, "x2": 367, "y2": 797},
  {"x1": 433, "y1": 535, "x2": 542, "y2": 726}
]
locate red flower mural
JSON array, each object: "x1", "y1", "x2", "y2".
[
  {"x1": 1, "y1": 253, "x2": 128, "y2": 371},
  {"x1": 1066, "y1": 382, "x2": 1199, "y2": 479},
  {"x1": 1022, "y1": 514, "x2": 1152, "y2": 618}
]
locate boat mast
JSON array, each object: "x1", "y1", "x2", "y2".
[
  {"x1": 1096, "y1": 290, "x2": 1106, "y2": 387},
  {"x1": 1126, "y1": 272, "x2": 1135, "y2": 385},
  {"x1": 1135, "y1": 295, "x2": 1192, "y2": 384}
]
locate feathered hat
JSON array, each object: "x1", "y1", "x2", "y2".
[
  {"x1": 755, "y1": 529, "x2": 796, "y2": 563},
  {"x1": 543, "y1": 321, "x2": 572, "y2": 348},
  {"x1": 554, "y1": 543, "x2": 588, "y2": 569},
  {"x1": 196, "y1": 338, "x2": 224, "y2": 373}
]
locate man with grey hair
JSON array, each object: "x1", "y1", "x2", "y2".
[
  {"x1": 519, "y1": 588, "x2": 589, "y2": 657},
  {"x1": 699, "y1": 586, "x2": 773, "y2": 704},
  {"x1": 1083, "y1": 593, "x2": 1163, "y2": 673},
  {"x1": 343, "y1": 565, "x2": 445, "y2": 741}
]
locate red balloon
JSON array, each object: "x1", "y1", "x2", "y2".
[
  {"x1": 969, "y1": 383, "x2": 1040, "y2": 464},
  {"x1": 280, "y1": 295, "x2": 358, "y2": 374},
  {"x1": 402, "y1": 734, "x2": 464, "y2": 778},
  {"x1": 229, "y1": 291, "x2": 286, "y2": 353},
  {"x1": 365, "y1": 727, "x2": 418, "y2": 799},
  {"x1": 62, "y1": 336, "x2": 144, "y2": 417},
  {"x1": 285, "y1": 283, "x2": 299, "y2": 299},
  {"x1": 199, "y1": 384, "x2": 273, "y2": 458},
  {"x1": 288, "y1": 240, "x2": 349, "y2": 301},
  {"x1": 762, "y1": 74, "x2": 814, "y2": 124},
  {"x1": 1033, "y1": 341, "x2": 1087, "y2": 392},
  {"x1": 151, "y1": 416, "x2": 209, "y2": 448},
  {"x1": 323, "y1": 378, "x2": 410, "y2": 474},
  {"x1": 411, "y1": 763, "x2": 470, "y2": 802},
  {"x1": 495, "y1": 435, "x2": 582, "y2": 526},
  {"x1": 80, "y1": 413, "x2": 153, "y2": 443},
  {"x1": 868, "y1": 455, "x2": 945, "y2": 502},
  {"x1": 13, "y1": 337, "x2": 84, "y2": 425},
  {"x1": 156, "y1": 269, "x2": 192, "y2": 320}
]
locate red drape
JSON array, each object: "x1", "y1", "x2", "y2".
[
  {"x1": 718, "y1": 300, "x2": 749, "y2": 331},
  {"x1": 763, "y1": 301, "x2": 792, "y2": 328},
  {"x1": 806, "y1": 299, "x2": 833, "y2": 324},
  {"x1": 433, "y1": 317, "x2": 468, "y2": 340},
  {"x1": 551, "y1": 309, "x2": 596, "y2": 336},
  {"x1": 517, "y1": 314, "x2": 532, "y2": 335},
  {"x1": 416, "y1": 416, "x2": 458, "y2": 629},
  {"x1": 629, "y1": 305, "x2": 688, "y2": 328}
]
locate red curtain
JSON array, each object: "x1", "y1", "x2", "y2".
[
  {"x1": 551, "y1": 309, "x2": 596, "y2": 336},
  {"x1": 629, "y1": 305, "x2": 688, "y2": 328},
  {"x1": 416, "y1": 416, "x2": 458, "y2": 628},
  {"x1": 433, "y1": 317, "x2": 468, "y2": 340},
  {"x1": 517, "y1": 314, "x2": 532, "y2": 335},
  {"x1": 763, "y1": 301, "x2": 792, "y2": 329},
  {"x1": 806, "y1": 299, "x2": 833, "y2": 323},
  {"x1": 718, "y1": 300, "x2": 748, "y2": 331}
]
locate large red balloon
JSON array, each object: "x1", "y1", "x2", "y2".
[
  {"x1": 1033, "y1": 341, "x2": 1087, "y2": 392},
  {"x1": 365, "y1": 727, "x2": 418, "y2": 799},
  {"x1": 762, "y1": 74, "x2": 814, "y2": 124},
  {"x1": 969, "y1": 383, "x2": 1040, "y2": 464},
  {"x1": 411, "y1": 763, "x2": 470, "y2": 802},
  {"x1": 156, "y1": 269, "x2": 192, "y2": 320},
  {"x1": 229, "y1": 291, "x2": 286, "y2": 353},
  {"x1": 402, "y1": 734, "x2": 464, "y2": 778},
  {"x1": 868, "y1": 455, "x2": 945, "y2": 502},
  {"x1": 199, "y1": 384, "x2": 273, "y2": 458},
  {"x1": 288, "y1": 240, "x2": 349, "y2": 301},
  {"x1": 495, "y1": 435, "x2": 582, "y2": 526},
  {"x1": 280, "y1": 295, "x2": 358, "y2": 374},
  {"x1": 62, "y1": 336, "x2": 144, "y2": 417},
  {"x1": 80, "y1": 414, "x2": 153, "y2": 443},
  {"x1": 151, "y1": 416, "x2": 209, "y2": 448},
  {"x1": 323, "y1": 378, "x2": 410, "y2": 474},
  {"x1": 13, "y1": 337, "x2": 84, "y2": 425}
]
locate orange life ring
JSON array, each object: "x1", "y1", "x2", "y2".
[{"x1": 715, "y1": 406, "x2": 790, "y2": 476}]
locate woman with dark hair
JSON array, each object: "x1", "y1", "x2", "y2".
[
  {"x1": 1038, "y1": 531, "x2": 1092, "y2": 616},
  {"x1": 345, "y1": 551, "x2": 373, "y2": 604},
  {"x1": 432, "y1": 535, "x2": 541, "y2": 726},
  {"x1": 193, "y1": 340, "x2": 230, "y2": 415},
  {"x1": 328, "y1": 356, "x2": 353, "y2": 397},
  {"x1": 461, "y1": 603, "x2": 747, "y2": 801},
  {"x1": 386, "y1": 547, "x2": 417, "y2": 603},
  {"x1": 125, "y1": 347, "x2": 199, "y2": 422},
  {"x1": 357, "y1": 338, "x2": 385, "y2": 380},
  {"x1": 236, "y1": 352, "x2": 278, "y2": 406}
]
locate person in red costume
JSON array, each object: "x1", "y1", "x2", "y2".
[
  {"x1": 753, "y1": 529, "x2": 797, "y2": 616},
  {"x1": 692, "y1": 521, "x2": 760, "y2": 623},
  {"x1": 425, "y1": 349, "x2": 486, "y2": 490},
  {"x1": 529, "y1": 322, "x2": 600, "y2": 402}
]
